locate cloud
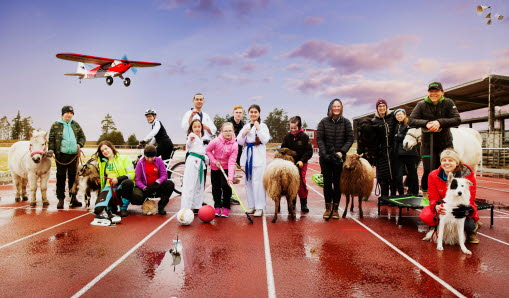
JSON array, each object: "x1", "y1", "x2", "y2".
[
  {"x1": 231, "y1": 0, "x2": 272, "y2": 17},
  {"x1": 436, "y1": 61, "x2": 493, "y2": 85},
  {"x1": 249, "y1": 95, "x2": 263, "y2": 102},
  {"x1": 304, "y1": 16, "x2": 324, "y2": 25},
  {"x1": 287, "y1": 35, "x2": 419, "y2": 74},
  {"x1": 217, "y1": 73, "x2": 253, "y2": 84},
  {"x1": 159, "y1": 0, "x2": 223, "y2": 16},
  {"x1": 164, "y1": 60, "x2": 189, "y2": 75},
  {"x1": 243, "y1": 44, "x2": 270, "y2": 58},
  {"x1": 240, "y1": 64, "x2": 256, "y2": 72},
  {"x1": 208, "y1": 55, "x2": 235, "y2": 66},
  {"x1": 285, "y1": 64, "x2": 303, "y2": 72},
  {"x1": 412, "y1": 58, "x2": 440, "y2": 73}
]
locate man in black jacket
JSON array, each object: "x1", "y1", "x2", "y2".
[
  {"x1": 408, "y1": 82, "x2": 461, "y2": 196},
  {"x1": 316, "y1": 99, "x2": 354, "y2": 219}
]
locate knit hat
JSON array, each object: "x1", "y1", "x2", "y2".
[
  {"x1": 144, "y1": 144, "x2": 158, "y2": 157},
  {"x1": 394, "y1": 108, "x2": 406, "y2": 116},
  {"x1": 440, "y1": 148, "x2": 460, "y2": 164},
  {"x1": 62, "y1": 105, "x2": 74, "y2": 115},
  {"x1": 375, "y1": 99, "x2": 388, "y2": 109}
]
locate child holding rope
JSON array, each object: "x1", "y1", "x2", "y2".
[
  {"x1": 181, "y1": 119, "x2": 208, "y2": 212},
  {"x1": 237, "y1": 104, "x2": 271, "y2": 217},
  {"x1": 281, "y1": 116, "x2": 313, "y2": 212},
  {"x1": 206, "y1": 122, "x2": 239, "y2": 217}
]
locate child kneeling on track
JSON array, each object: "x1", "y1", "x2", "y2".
[
  {"x1": 132, "y1": 145, "x2": 175, "y2": 215},
  {"x1": 281, "y1": 116, "x2": 313, "y2": 212},
  {"x1": 181, "y1": 119, "x2": 208, "y2": 213},
  {"x1": 237, "y1": 104, "x2": 271, "y2": 217},
  {"x1": 206, "y1": 122, "x2": 239, "y2": 217},
  {"x1": 94, "y1": 141, "x2": 136, "y2": 219}
]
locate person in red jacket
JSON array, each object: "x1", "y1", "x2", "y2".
[{"x1": 420, "y1": 148, "x2": 482, "y2": 243}]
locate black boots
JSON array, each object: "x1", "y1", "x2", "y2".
[
  {"x1": 57, "y1": 199, "x2": 64, "y2": 209},
  {"x1": 69, "y1": 194, "x2": 83, "y2": 207},
  {"x1": 300, "y1": 198, "x2": 309, "y2": 213}
]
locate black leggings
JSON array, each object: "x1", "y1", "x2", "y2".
[
  {"x1": 211, "y1": 169, "x2": 232, "y2": 209},
  {"x1": 131, "y1": 180, "x2": 175, "y2": 209},
  {"x1": 319, "y1": 158, "x2": 343, "y2": 204}
]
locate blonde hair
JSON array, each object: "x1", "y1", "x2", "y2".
[{"x1": 221, "y1": 122, "x2": 234, "y2": 131}]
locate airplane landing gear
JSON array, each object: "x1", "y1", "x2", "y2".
[
  {"x1": 123, "y1": 77, "x2": 131, "y2": 87},
  {"x1": 106, "y1": 77, "x2": 113, "y2": 85}
]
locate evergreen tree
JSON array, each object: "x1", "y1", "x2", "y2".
[
  {"x1": 126, "y1": 134, "x2": 138, "y2": 146},
  {"x1": 10, "y1": 111, "x2": 22, "y2": 140},
  {"x1": 212, "y1": 113, "x2": 231, "y2": 136},
  {"x1": 100, "y1": 114, "x2": 116, "y2": 135},
  {"x1": 263, "y1": 108, "x2": 289, "y2": 143},
  {"x1": 20, "y1": 116, "x2": 34, "y2": 140}
]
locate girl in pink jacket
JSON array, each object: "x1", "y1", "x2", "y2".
[{"x1": 206, "y1": 122, "x2": 239, "y2": 217}]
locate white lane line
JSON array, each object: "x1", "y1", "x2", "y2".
[
  {"x1": 477, "y1": 185, "x2": 509, "y2": 193},
  {"x1": 477, "y1": 232, "x2": 509, "y2": 246},
  {"x1": 72, "y1": 214, "x2": 177, "y2": 298},
  {"x1": 476, "y1": 179, "x2": 509, "y2": 186},
  {"x1": 494, "y1": 209, "x2": 509, "y2": 215},
  {"x1": 306, "y1": 184, "x2": 466, "y2": 298},
  {"x1": 0, "y1": 212, "x2": 91, "y2": 250},
  {"x1": 0, "y1": 205, "x2": 30, "y2": 213},
  {"x1": 262, "y1": 213, "x2": 277, "y2": 298},
  {"x1": 307, "y1": 167, "x2": 320, "y2": 173}
]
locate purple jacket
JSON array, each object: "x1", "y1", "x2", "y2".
[
  {"x1": 135, "y1": 156, "x2": 168, "y2": 189},
  {"x1": 206, "y1": 133, "x2": 238, "y2": 181}
]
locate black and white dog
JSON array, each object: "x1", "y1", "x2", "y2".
[{"x1": 423, "y1": 173, "x2": 473, "y2": 254}]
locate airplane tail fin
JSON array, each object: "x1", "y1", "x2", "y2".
[{"x1": 64, "y1": 62, "x2": 88, "y2": 77}]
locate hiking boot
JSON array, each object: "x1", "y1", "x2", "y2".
[
  {"x1": 323, "y1": 203, "x2": 332, "y2": 218},
  {"x1": 468, "y1": 221, "x2": 482, "y2": 244},
  {"x1": 57, "y1": 200, "x2": 64, "y2": 209},
  {"x1": 253, "y1": 209, "x2": 263, "y2": 217},
  {"x1": 300, "y1": 198, "x2": 309, "y2": 213},
  {"x1": 69, "y1": 196, "x2": 83, "y2": 208},
  {"x1": 231, "y1": 197, "x2": 240, "y2": 205},
  {"x1": 42, "y1": 201, "x2": 50, "y2": 206},
  {"x1": 119, "y1": 209, "x2": 129, "y2": 217},
  {"x1": 221, "y1": 208, "x2": 230, "y2": 218},
  {"x1": 158, "y1": 208, "x2": 167, "y2": 215},
  {"x1": 30, "y1": 202, "x2": 37, "y2": 207},
  {"x1": 331, "y1": 203, "x2": 340, "y2": 219},
  {"x1": 215, "y1": 207, "x2": 222, "y2": 217}
]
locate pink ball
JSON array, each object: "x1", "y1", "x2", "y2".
[{"x1": 198, "y1": 205, "x2": 215, "y2": 223}]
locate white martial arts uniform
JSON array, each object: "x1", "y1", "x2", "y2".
[
  {"x1": 181, "y1": 110, "x2": 217, "y2": 143},
  {"x1": 181, "y1": 133, "x2": 207, "y2": 209},
  {"x1": 237, "y1": 123, "x2": 271, "y2": 210}
]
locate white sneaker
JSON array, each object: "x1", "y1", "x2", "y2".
[
  {"x1": 246, "y1": 208, "x2": 255, "y2": 214},
  {"x1": 110, "y1": 214, "x2": 122, "y2": 224},
  {"x1": 253, "y1": 209, "x2": 263, "y2": 217}
]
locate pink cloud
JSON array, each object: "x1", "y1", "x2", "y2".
[
  {"x1": 285, "y1": 64, "x2": 302, "y2": 72},
  {"x1": 437, "y1": 61, "x2": 494, "y2": 85},
  {"x1": 412, "y1": 58, "x2": 440, "y2": 73},
  {"x1": 287, "y1": 35, "x2": 418, "y2": 73},
  {"x1": 240, "y1": 64, "x2": 256, "y2": 71},
  {"x1": 217, "y1": 73, "x2": 253, "y2": 84},
  {"x1": 159, "y1": 0, "x2": 223, "y2": 16},
  {"x1": 158, "y1": 0, "x2": 192, "y2": 10},
  {"x1": 243, "y1": 44, "x2": 270, "y2": 58},
  {"x1": 208, "y1": 55, "x2": 235, "y2": 66},
  {"x1": 231, "y1": 0, "x2": 272, "y2": 17},
  {"x1": 304, "y1": 16, "x2": 324, "y2": 25}
]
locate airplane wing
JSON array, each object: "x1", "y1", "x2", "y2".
[
  {"x1": 120, "y1": 60, "x2": 161, "y2": 67},
  {"x1": 57, "y1": 53, "x2": 161, "y2": 67},
  {"x1": 56, "y1": 53, "x2": 115, "y2": 65}
]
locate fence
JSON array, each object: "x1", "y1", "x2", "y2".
[{"x1": 480, "y1": 147, "x2": 509, "y2": 171}]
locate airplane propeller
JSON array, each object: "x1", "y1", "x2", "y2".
[{"x1": 121, "y1": 55, "x2": 138, "y2": 74}]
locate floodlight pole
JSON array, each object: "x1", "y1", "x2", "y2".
[{"x1": 488, "y1": 74, "x2": 493, "y2": 132}]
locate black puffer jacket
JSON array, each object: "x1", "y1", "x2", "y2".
[
  {"x1": 408, "y1": 97, "x2": 460, "y2": 150},
  {"x1": 370, "y1": 111, "x2": 395, "y2": 181},
  {"x1": 317, "y1": 99, "x2": 354, "y2": 163},
  {"x1": 393, "y1": 123, "x2": 418, "y2": 156},
  {"x1": 281, "y1": 131, "x2": 313, "y2": 164}
]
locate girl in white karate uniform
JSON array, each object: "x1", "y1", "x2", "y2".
[
  {"x1": 181, "y1": 119, "x2": 208, "y2": 211},
  {"x1": 237, "y1": 104, "x2": 271, "y2": 217}
]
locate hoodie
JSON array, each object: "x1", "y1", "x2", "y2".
[
  {"x1": 57, "y1": 119, "x2": 78, "y2": 154},
  {"x1": 206, "y1": 133, "x2": 239, "y2": 181}
]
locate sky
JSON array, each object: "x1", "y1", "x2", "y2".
[{"x1": 1, "y1": 0, "x2": 508, "y2": 143}]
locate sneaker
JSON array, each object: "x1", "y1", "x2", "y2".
[
  {"x1": 253, "y1": 209, "x2": 263, "y2": 217},
  {"x1": 231, "y1": 197, "x2": 240, "y2": 205},
  {"x1": 246, "y1": 208, "x2": 255, "y2": 214},
  {"x1": 158, "y1": 208, "x2": 167, "y2": 215},
  {"x1": 119, "y1": 209, "x2": 129, "y2": 217},
  {"x1": 221, "y1": 208, "x2": 229, "y2": 217},
  {"x1": 215, "y1": 207, "x2": 222, "y2": 217},
  {"x1": 110, "y1": 214, "x2": 122, "y2": 224},
  {"x1": 30, "y1": 202, "x2": 36, "y2": 207},
  {"x1": 233, "y1": 178, "x2": 240, "y2": 184},
  {"x1": 69, "y1": 199, "x2": 83, "y2": 208}
]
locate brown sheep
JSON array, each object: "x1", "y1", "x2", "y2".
[
  {"x1": 263, "y1": 148, "x2": 301, "y2": 223},
  {"x1": 340, "y1": 153, "x2": 374, "y2": 219}
]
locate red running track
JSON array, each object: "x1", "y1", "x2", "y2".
[{"x1": 0, "y1": 155, "x2": 508, "y2": 297}]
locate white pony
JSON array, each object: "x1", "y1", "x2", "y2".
[
  {"x1": 8, "y1": 130, "x2": 52, "y2": 206},
  {"x1": 403, "y1": 127, "x2": 482, "y2": 172}
]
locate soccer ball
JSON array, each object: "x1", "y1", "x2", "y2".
[{"x1": 177, "y1": 208, "x2": 194, "y2": 225}]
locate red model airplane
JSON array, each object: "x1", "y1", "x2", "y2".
[{"x1": 56, "y1": 53, "x2": 161, "y2": 87}]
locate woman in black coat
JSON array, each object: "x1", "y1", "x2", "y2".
[{"x1": 371, "y1": 99, "x2": 395, "y2": 196}]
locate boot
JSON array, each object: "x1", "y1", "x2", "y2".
[
  {"x1": 468, "y1": 221, "x2": 482, "y2": 244},
  {"x1": 300, "y1": 198, "x2": 309, "y2": 213},
  {"x1": 422, "y1": 190, "x2": 428, "y2": 199},
  {"x1": 323, "y1": 203, "x2": 332, "y2": 218},
  {"x1": 331, "y1": 203, "x2": 340, "y2": 219},
  {"x1": 69, "y1": 194, "x2": 83, "y2": 208},
  {"x1": 57, "y1": 199, "x2": 64, "y2": 209}
]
